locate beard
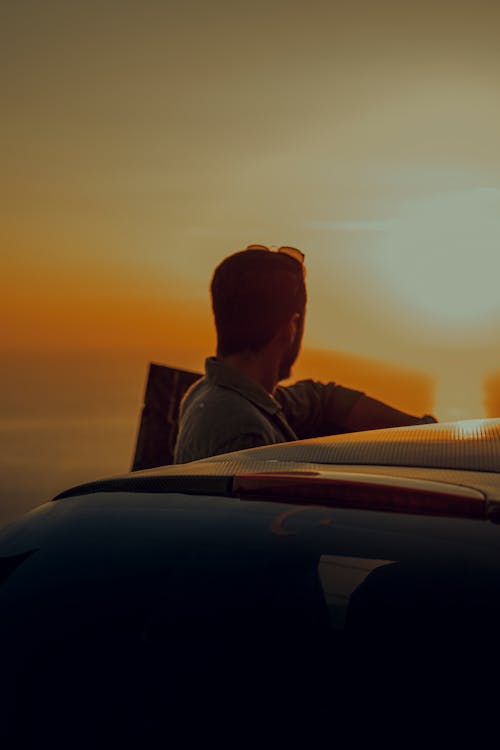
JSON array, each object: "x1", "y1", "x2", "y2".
[{"x1": 278, "y1": 315, "x2": 304, "y2": 382}]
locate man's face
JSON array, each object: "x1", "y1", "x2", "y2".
[{"x1": 278, "y1": 312, "x2": 305, "y2": 381}]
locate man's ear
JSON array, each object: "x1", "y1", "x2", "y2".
[
  {"x1": 285, "y1": 312, "x2": 300, "y2": 343},
  {"x1": 273, "y1": 313, "x2": 300, "y2": 348}
]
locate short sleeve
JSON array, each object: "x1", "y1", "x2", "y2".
[{"x1": 274, "y1": 380, "x2": 364, "y2": 439}]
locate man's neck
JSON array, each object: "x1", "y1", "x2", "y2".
[{"x1": 220, "y1": 352, "x2": 280, "y2": 395}]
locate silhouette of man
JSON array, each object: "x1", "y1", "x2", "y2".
[{"x1": 173, "y1": 245, "x2": 436, "y2": 463}]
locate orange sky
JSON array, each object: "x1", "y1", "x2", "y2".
[{"x1": 2, "y1": 0, "x2": 500, "y2": 428}]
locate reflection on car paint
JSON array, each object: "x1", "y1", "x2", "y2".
[
  {"x1": 318, "y1": 555, "x2": 395, "y2": 629},
  {"x1": 270, "y1": 507, "x2": 337, "y2": 536}
]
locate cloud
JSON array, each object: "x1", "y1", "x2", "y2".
[{"x1": 306, "y1": 219, "x2": 395, "y2": 232}]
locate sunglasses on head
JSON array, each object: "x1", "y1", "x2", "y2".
[{"x1": 245, "y1": 244, "x2": 305, "y2": 266}]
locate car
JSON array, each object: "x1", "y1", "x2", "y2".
[{"x1": 1, "y1": 418, "x2": 500, "y2": 745}]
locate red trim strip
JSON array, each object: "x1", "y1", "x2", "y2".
[{"x1": 232, "y1": 472, "x2": 486, "y2": 519}]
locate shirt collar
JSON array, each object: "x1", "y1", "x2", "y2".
[{"x1": 204, "y1": 357, "x2": 282, "y2": 415}]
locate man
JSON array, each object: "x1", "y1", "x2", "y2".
[{"x1": 173, "y1": 245, "x2": 436, "y2": 464}]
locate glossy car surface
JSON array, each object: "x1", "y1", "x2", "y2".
[{"x1": 1, "y1": 419, "x2": 500, "y2": 743}]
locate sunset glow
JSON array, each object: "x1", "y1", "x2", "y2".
[
  {"x1": 2, "y1": 0, "x2": 500, "y2": 525},
  {"x1": 371, "y1": 188, "x2": 500, "y2": 327}
]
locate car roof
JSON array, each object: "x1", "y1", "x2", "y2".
[{"x1": 50, "y1": 418, "x2": 500, "y2": 520}]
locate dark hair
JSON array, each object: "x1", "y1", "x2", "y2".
[{"x1": 211, "y1": 249, "x2": 307, "y2": 357}]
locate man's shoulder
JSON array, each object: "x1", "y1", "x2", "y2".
[
  {"x1": 181, "y1": 377, "x2": 266, "y2": 421},
  {"x1": 175, "y1": 379, "x2": 279, "y2": 464}
]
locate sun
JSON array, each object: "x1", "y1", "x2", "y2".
[{"x1": 371, "y1": 187, "x2": 500, "y2": 328}]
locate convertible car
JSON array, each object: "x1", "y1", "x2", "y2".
[{"x1": 1, "y1": 418, "x2": 499, "y2": 744}]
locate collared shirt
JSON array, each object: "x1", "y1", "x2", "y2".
[{"x1": 173, "y1": 357, "x2": 364, "y2": 463}]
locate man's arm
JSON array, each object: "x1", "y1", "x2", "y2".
[
  {"x1": 341, "y1": 394, "x2": 437, "y2": 432},
  {"x1": 275, "y1": 380, "x2": 436, "y2": 439}
]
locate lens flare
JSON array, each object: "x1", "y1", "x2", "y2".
[{"x1": 371, "y1": 188, "x2": 500, "y2": 327}]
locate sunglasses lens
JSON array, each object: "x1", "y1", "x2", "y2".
[
  {"x1": 244, "y1": 244, "x2": 305, "y2": 265},
  {"x1": 278, "y1": 246, "x2": 305, "y2": 264}
]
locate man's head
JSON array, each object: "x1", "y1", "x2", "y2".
[{"x1": 211, "y1": 246, "x2": 307, "y2": 380}]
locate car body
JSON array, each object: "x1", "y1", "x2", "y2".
[{"x1": 1, "y1": 418, "x2": 500, "y2": 743}]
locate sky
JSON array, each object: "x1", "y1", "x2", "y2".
[{"x1": 1, "y1": 0, "x2": 500, "y2": 522}]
